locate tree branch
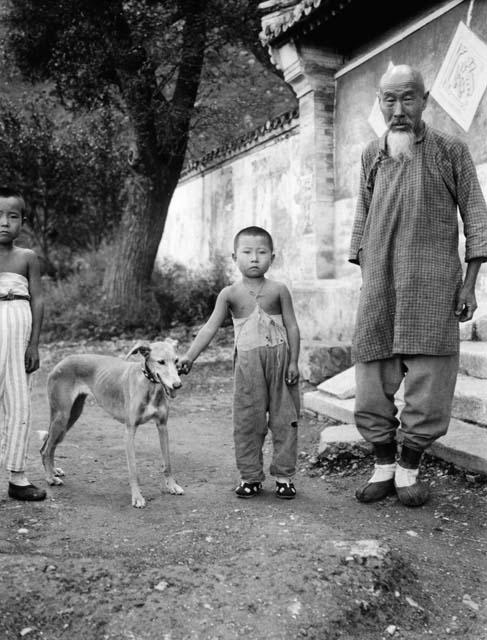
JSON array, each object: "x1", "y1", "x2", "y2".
[{"x1": 160, "y1": 0, "x2": 207, "y2": 184}]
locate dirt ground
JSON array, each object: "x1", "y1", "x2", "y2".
[{"x1": 0, "y1": 336, "x2": 486, "y2": 640}]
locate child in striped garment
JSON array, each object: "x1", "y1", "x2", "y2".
[{"x1": 0, "y1": 188, "x2": 45, "y2": 501}]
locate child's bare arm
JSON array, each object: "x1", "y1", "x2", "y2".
[
  {"x1": 179, "y1": 288, "x2": 229, "y2": 373},
  {"x1": 280, "y1": 284, "x2": 300, "y2": 384},
  {"x1": 25, "y1": 250, "x2": 44, "y2": 373}
]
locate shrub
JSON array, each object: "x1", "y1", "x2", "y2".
[
  {"x1": 0, "y1": 94, "x2": 127, "y2": 276},
  {"x1": 41, "y1": 248, "x2": 156, "y2": 341},
  {"x1": 153, "y1": 253, "x2": 233, "y2": 328},
  {"x1": 42, "y1": 247, "x2": 233, "y2": 341}
]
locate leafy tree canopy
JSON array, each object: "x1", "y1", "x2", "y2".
[{"x1": 6, "y1": 0, "x2": 296, "y2": 163}]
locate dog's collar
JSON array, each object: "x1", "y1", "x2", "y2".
[{"x1": 142, "y1": 364, "x2": 160, "y2": 385}]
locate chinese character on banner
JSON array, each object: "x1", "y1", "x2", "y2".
[{"x1": 431, "y1": 21, "x2": 487, "y2": 131}]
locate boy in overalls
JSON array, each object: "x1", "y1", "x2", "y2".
[{"x1": 179, "y1": 226, "x2": 300, "y2": 499}]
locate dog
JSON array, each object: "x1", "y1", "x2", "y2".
[{"x1": 40, "y1": 338, "x2": 183, "y2": 508}]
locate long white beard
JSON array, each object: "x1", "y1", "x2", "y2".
[{"x1": 387, "y1": 130, "x2": 415, "y2": 162}]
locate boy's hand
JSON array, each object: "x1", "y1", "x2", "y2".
[
  {"x1": 25, "y1": 343, "x2": 40, "y2": 373},
  {"x1": 286, "y1": 362, "x2": 299, "y2": 385},
  {"x1": 178, "y1": 356, "x2": 193, "y2": 375}
]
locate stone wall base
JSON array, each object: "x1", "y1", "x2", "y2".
[{"x1": 294, "y1": 276, "x2": 360, "y2": 384}]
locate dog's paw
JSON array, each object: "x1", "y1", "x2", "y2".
[
  {"x1": 132, "y1": 493, "x2": 146, "y2": 508},
  {"x1": 166, "y1": 479, "x2": 185, "y2": 495},
  {"x1": 47, "y1": 476, "x2": 64, "y2": 486},
  {"x1": 54, "y1": 467, "x2": 65, "y2": 477}
]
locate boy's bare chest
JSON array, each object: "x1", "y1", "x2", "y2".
[{"x1": 229, "y1": 290, "x2": 282, "y2": 319}]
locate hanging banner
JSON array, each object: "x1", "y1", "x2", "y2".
[{"x1": 431, "y1": 21, "x2": 487, "y2": 131}]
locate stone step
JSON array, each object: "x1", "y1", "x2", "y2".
[
  {"x1": 430, "y1": 419, "x2": 487, "y2": 475},
  {"x1": 316, "y1": 420, "x2": 487, "y2": 475},
  {"x1": 459, "y1": 341, "x2": 487, "y2": 379},
  {"x1": 306, "y1": 378, "x2": 487, "y2": 429},
  {"x1": 452, "y1": 374, "x2": 487, "y2": 426},
  {"x1": 314, "y1": 364, "x2": 487, "y2": 427},
  {"x1": 304, "y1": 389, "x2": 355, "y2": 424}
]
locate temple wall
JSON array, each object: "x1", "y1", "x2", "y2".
[
  {"x1": 159, "y1": 0, "x2": 487, "y2": 345},
  {"x1": 158, "y1": 124, "x2": 316, "y2": 284}
]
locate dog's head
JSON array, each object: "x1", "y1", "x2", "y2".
[{"x1": 126, "y1": 338, "x2": 182, "y2": 398}]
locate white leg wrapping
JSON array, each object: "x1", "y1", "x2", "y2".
[
  {"x1": 395, "y1": 464, "x2": 419, "y2": 488},
  {"x1": 369, "y1": 462, "x2": 396, "y2": 483}
]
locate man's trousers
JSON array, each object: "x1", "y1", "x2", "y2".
[{"x1": 354, "y1": 354, "x2": 459, "y2": 451}]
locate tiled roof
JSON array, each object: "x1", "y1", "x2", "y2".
[
  {"x1": 259, "y1": 0, "x2": 325, "y2": 44},
  {"x1": 181, "y1": 109, "x2": 299, "y2": 178},
  {"x1": 259, "y1": 0, "x2": 353, "y2": 45}
]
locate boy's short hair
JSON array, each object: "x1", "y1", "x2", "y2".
[
  {"x1": 0, "y1": 187, "x2": 26, "y2": 217},
  {"x1": 234, "y1": 226, "x2": 274, "y2": 252}
]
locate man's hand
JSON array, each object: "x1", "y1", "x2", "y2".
[
  {"x1": 455, "y1": 284, "x2": 478, "y2": 322},
  {"x1": 25, "y1": 343, "x2": 40, "y2": 373},
  {"x1": 178, "y1": 355, "x2": 193, "y2": 375},
  {"x1": 286, "y1": 362, "x2": 299, "y2": 385}
]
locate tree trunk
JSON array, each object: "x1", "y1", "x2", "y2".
[{"x1": 103, "y1": 172, "x2": 170, "y2": 318}]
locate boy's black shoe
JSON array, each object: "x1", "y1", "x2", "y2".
[
  {"x1": 8, "y1": 483, "x2": 46, "y2": 501},
  {"x1": 275, "y1": 480, "x2": 296, "y2": 499},
  {"x1": 235, "y1": 481, "x2": 262, "y2": 498}
]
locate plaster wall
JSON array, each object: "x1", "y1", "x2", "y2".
[
  {"x1": 158, "y1": 1, "x2": 487, "y2": 345},
  {"x1": 158, "y1": 127, "x2": 317, "y2": 284}
]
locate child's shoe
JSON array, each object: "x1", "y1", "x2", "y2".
[
  {"x1": 275, "y1": 479, "x2": 296, "y2": 499},
  {"x1": 235, "y1": 480, "x2": 262, "y2": 498},
  {"x1": 8, "y1": 482, "x2": 46, "y2": 501}
]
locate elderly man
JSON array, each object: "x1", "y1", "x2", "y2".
[{"x1": 349, "y1": 64, "x2": 487, "y2": 507}]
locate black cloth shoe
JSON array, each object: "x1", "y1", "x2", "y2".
[
  {"x1": 8, "y1": 483, "x2": 46, "y2": 501},
  {"x1": 235, "y1": 481, "x2": 262, "y2": 498},
  {"x1": 396, "y1": 482, "x2": 430, "y2": 507},
  {"x1": 355, "y1": 479, "x2": 395, "y2": 503},
  {"x1": 275, "y1": 480, "x2": 296, "y2": 500}
]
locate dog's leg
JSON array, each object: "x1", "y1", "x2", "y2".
[
  {"x1": 42, "y1": 392, "x2": 87, "y2": 485},
  {"x1": 41, "y1": 410, "x2": 70, "y2": 486},
  {"x1": 125, "y1": 425, "x2": 146, "y2": 508},
  {"x1": 155, "y1": 419, "x2": 184, "y2": 495}
]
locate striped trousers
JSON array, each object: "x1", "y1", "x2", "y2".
[{"x1": 0, "y1": 300, "x2": 32, "y2": 472}]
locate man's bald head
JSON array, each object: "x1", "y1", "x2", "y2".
[
  {"x1": 378, "y1": 64, "x2": 428, "y2": 138},
  {"x1": 379, "y1": 65, "x2": 425, "y2": 95}
]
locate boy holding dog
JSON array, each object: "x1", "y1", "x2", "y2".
[
  {"x1": 0, "y1": 187, "x2": 46, "y2": 501},
  {"x1": 179, "y1": 226, "x2": 301, "y2": 499}
]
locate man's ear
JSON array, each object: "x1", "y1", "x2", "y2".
[
  {"x1": 232, "y1": 252, "x2": 237, "y2": 263},
  {"x1": 422, "y1": 91, "x2": 429, "y2": 109},
  {"x1": 125, "y1": 342, "x2": 151, "y2": 360},
  {"x1": 271, "y1": 253, "x2": 275, "y2": 264}
]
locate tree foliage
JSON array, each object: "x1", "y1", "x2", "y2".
[
  {"x1": 7, "y1": 0, "x2": 208, "y2": 179},
  {"x1": 5, "y1": 0, "x2": 295, "y2": 170},
  {"x1": 0, "y1": 93, "x2": 127, "y2": 274},
  {"x1": 3, "y1": 0, "x2": 296, "y2": 315}
]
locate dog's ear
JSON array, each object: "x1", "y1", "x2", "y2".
[
  {"x1": 164, "y1": 337, "x2": 179, "y2": 350},
  {"x1": 125, "y1": 342, "x2": 151, "y2": 360}
]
